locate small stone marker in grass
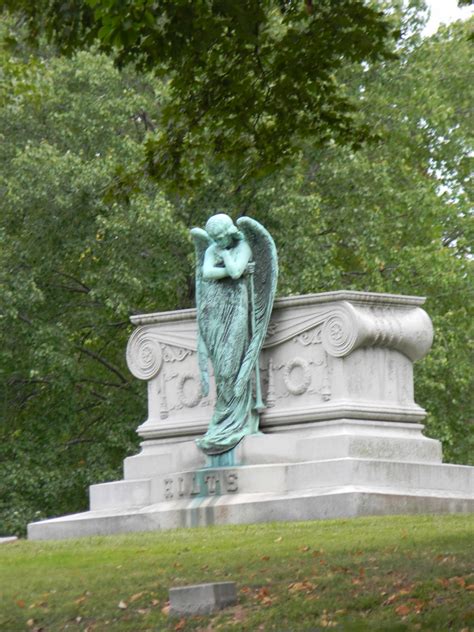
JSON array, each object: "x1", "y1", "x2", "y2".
[
  {"x1": 0, "y1": 536, "x2": 18, "y2": 544},
  {"x1": 169, "y1": 581, "x2": 237, "y2": 616}
]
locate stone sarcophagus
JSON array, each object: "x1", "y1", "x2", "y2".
[
  {"x1": 126, "y1": 291, "x2": 433, "y2": 441},
  {"x1": 28, "y1": 290, "x2": 474, "y2": 541}
]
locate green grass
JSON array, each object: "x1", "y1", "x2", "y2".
[{"x1": 0, "y1": 514, "x2": 473, "y2": 631}]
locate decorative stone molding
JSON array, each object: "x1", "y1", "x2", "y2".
[
  {"x1": 177, "y1": 373, "x2": 203, "y2": 408},
  {"x1": 126, "y1": 328, "x2": 163, "y2": 380},
  {"x1": 320, "y1": 302, "x2": 433, "y2": 362},
  {"x1": 125, "y1": 291, "x2": 434, "y2": 441},
  {"x1": 282, "y1": 357, "x2": 312, "y2": 396}
]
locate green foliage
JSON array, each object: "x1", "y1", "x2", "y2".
[
  {"x1": 299, "y1": 19, "x2": 474, "y2": 461},
  {"x1": 2, "y1": 1, "x2": 401, "y2": 187},
  {"x1": 0, "y1": 39, "x2": 191, "y2": 534}
]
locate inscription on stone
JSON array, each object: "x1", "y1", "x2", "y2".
[{"x1": 164, "y1": 471, "x2": 239, "y2": 499}]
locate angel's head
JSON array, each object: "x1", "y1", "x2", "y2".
[{"x1": 205, "y1": 213, "x2": 239, "y2": 248}]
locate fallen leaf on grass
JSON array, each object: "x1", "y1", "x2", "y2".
[
  {"x1": 16, "y1": 599, "x2": 26, "y2": 608},
  {"x1": 74, "y1": 596, "x2": 87, "y2": 605},
  {"x1": 261, "y1": 555, "x2": 270, "y2": 561},
  {"x1": 299, "y1": 545, "x2": 310, "y2": 552},
  {"x1": 161, "y1": 602, "x2": 170, "y2": 616},
  {"x1": 240, "y1": 586, "x2": 251, "y2": 595},
  {"x1": 395, "y1": 604, "x2": 411, "y2": 616},
  {"x1": 319, "y1": 610, "x2": 337, "y2": 628},
  {"x1": 255, "y1": 587, "x2": 274, "y2": 606},
  {"x1": 412, "y1": 600, "x2": 425, "y2": 614},
  {"x1": 383, "y1": 588, "x2": 412, "y2": 605},
  {"x1": 26, "y1": 620, "x2": 35, "y2": 628},
  {"x1": 174, "y1": 619, "x2": 186, "y2": 631},
  {"x1": 117, "y1": 600, "x2": 128, "y2": 610},
  {"x1": 449, "y1": 576, "x2": 466, "y2": 588},
  {"x1": 435, "y1": 555, "x2": 456, "y2": 564},
  {"x1": 129, "y1": 591, "x2": 147, "y2": 603},
  {"x1": 465, "y1": 584, "x2": 474, "y2": 591},
  {"x1": 288, "y1": 581, "x2": 317, "y2": 593},
  {"x1": 151, "y1": 598, "x2": 160, "y2": 606},
  {"x1": 274, "y1": 536, "x2": 282, "y2": 543}
]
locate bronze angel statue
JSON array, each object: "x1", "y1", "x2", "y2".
[{"x1": 191, "y1": 214, "x2": 278, "y2": 455}]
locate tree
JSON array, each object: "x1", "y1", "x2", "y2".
[
  {"x1": 0, "y1": 27, "x2": 191, "y2": 532},
  {"x1": 297, "y1": 18, "x2": 473, "y2": 463},
  {"x1": 2, "y1": 0, "x2": 400, "y2": 186}
]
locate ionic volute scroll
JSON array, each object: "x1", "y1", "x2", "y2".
[
  {"x1": 320, "y1": 301, "x2": 433, "y2": 362},
  {"x1": 126, "y1": 326, "x2": 163, "y2": 381}
]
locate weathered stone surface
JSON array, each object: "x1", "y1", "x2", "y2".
[
  {"x1": 169, "y1": 582, "x2": 237, "y2": 616},
  {"x1": 27, "y1": 291, "x2": 474, "y2": 542},
  {"x1": 27, "y1": 475, "x2": 474, "y2": 540},
  {"x1": 126, "y1": 291, "x2": 433, "y2": 442}
]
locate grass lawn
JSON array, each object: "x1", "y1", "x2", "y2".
[{"x1": 0, "y1": 514, "x2": 473, "y2": 631}]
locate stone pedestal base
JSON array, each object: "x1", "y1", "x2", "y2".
[{"x1": 27, "y1": 421, "x2": 474, "y2": 540}]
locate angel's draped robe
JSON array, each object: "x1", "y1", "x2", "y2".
[{"x1": 196, "y1": 271, "x2": 258, "y2": 455}]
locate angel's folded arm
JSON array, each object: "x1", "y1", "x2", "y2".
[
  {"x1": 221, "y1": 241, "x2": 252, "y2": 280},
  {"x1": 202, "y1": 246, "x2": 229, "y2": 280}
]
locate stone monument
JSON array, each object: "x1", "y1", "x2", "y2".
[{"x1": 28, "y1": 216, "x2": 473, "y2": 540}]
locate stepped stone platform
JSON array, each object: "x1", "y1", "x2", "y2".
[{"x1": 28, "y1": 291, "x2": 474, "y2": 540}]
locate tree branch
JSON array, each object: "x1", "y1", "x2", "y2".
[{"x1": 76, "y1": 346, "x2": 129, "y2": 384}]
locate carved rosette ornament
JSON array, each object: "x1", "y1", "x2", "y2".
[{"x1": 126, "y1": 327, "x2": 163, "y2": 380}]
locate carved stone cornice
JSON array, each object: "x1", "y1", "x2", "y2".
[
  {"x1": 126, "y1": 322, "x2": 197, "y2": 380},
  {"x1": 265, "y1": 301, "x2": 433, "y2": 361},
  {"x1": 129, "y1": 290, "x2": 427, "y2": 326},
  {"x1": 321, "y1": 302, "x2": 433, "y2": 361},
  {"x1": 126, "y1": 292, "x2": 434, "y2": 381}
]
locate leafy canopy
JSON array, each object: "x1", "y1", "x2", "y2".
[{"x1": 2, "y1": 0, "x2": 400, "y2": 186}]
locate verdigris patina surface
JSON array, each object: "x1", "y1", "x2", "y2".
[{"x1": 190, "y1": 214, "x2": 278, "y2": 455}]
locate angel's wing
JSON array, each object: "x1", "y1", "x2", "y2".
[
  {"x1": 234, "y1": 217, "x2": 278, "y2": 397},
  {"x1": 190, "y1": 227, "x2": 212, "y2": 396}
]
